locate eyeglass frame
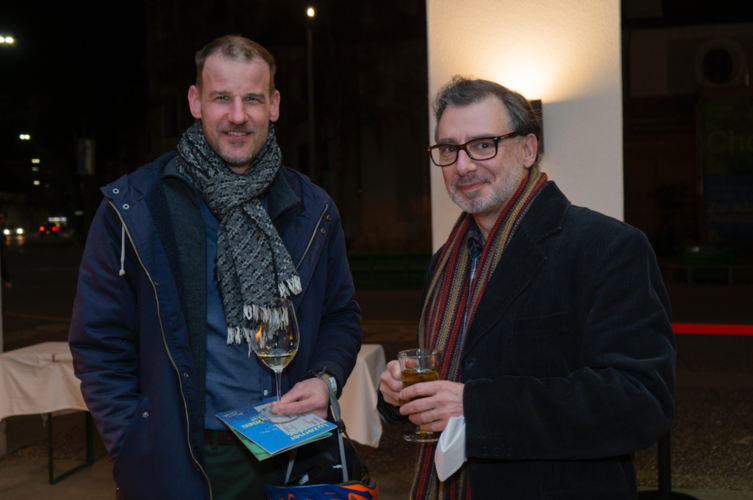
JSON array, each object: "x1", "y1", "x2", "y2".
[{"x1": 427, "y1": 132, "x2": 522, "y2": 167}]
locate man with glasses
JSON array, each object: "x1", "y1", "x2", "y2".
[{"x1": 378, "y1": 76, "x2": 675, "y2": 499}]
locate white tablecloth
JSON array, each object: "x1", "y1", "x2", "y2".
[
  {"x1": 0, "y1": 342, "x2": 87, "y2": 421},
  {"x1": 0, "y1": 342, "x2": 388, "y2": 448},
  {"x1": 338, "y1": 344, "x2": 386, "y2": 448}
]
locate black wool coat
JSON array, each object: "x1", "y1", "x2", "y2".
[{"x1": 380, "y1": 182, "x2": 676, "y2": 500}]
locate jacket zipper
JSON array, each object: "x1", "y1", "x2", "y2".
[
  {"x1": 107, "y1": 199, "x2": 213, "y2": 499},
  {"x1": 296, "y1": 204, "x2": 329, "y2": 270}
]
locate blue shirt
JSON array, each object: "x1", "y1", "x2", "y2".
[
  {"x1": 202, "y1": 199, "x2": 275, "y2": 430},
  {"x1": 464, "y1": 222, "x2": 484, "y2": 334}
]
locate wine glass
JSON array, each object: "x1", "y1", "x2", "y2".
[
  {"x1": 252, "y1": 299, "x2": 300, "y2": 424},
  {"x1": 398, "y1": 348, "x2": 442, "y2": 442}
]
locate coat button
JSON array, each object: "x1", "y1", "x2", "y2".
[
  {"x1": 326, "y1": 215, "x2": 331, "y2": 221},
  {"x1": 465, "y1": 357, "x2": 475, "y2": 368},
  {"x1": 123, "y1": 204, "x2": 130, "y2": 210},
  {"x1": 320, "y1": 228, "x2": 326, "y2": 235},
  {"x1": 112, "y1": 188, "x2": 120, "y2": 194},
  {"x1": 493, "y1": 447, "x2": 500, "y2": 457},
  {"x1": 183, "y1": 372, "x2": 189, "y2": 378},
  {"x1": 142, "y1": 411, "x2": 149, "y2": 418}
]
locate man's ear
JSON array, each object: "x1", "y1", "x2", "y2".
[
  {"x1": 188, "y1": 85, "x2": 202, "y2": 120},
  {"x1": 269, "y1": 90, "x2": 281, "y2": 122},
  {"x1": 522, "y1": 134, "x2": 538, "y2": 169}
]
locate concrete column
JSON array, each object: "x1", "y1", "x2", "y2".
[
  {"x1": 426, "y1": 0, "x2": 623, "y2": 250},
  {"x1": 0, "y1": 250, "x2": 5, "y2": 459}
]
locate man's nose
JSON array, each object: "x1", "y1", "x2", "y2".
[
  {"x1": 228, "y1": 98, "x2": 247, "y2": 124},
  {"x1": 455, "y1": 148, "x2": 477, "y2": 176}
]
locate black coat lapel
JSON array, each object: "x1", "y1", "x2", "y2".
[
  {"x1": 462, "y1": 181, "x2": 570, "y2": 356},
  {"x1": 463, "y1": 226, "x2": 545, "y2": 355}
]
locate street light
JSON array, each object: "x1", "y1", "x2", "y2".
[
  {"x1": 0, "y1": 36, "x2": 14, "y2": 44},
  {"x1": 32, "y1": 158, "x2": 40, "y2": 163},
  {"x1": 306, "y1": 6, "x2": 316, "y2": 183},
  {"x1": 19, "y1": 134, "x2": 30, "y2": 140}
]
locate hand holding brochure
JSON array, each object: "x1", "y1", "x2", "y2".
[{"x1": 217, "y1": 397, "x2": 336, "y2": 461}]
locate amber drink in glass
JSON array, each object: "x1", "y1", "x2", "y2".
[{"x1": 398, "y1": 348, "x2": 441, "y2": 442}]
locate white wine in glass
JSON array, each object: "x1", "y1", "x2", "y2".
[{"x1": 252, "y1": 299, "x2": 300, "y2": 424}]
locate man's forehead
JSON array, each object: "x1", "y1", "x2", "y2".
[
  {"x1": 437, "y1": 97, "x2": 511, "y2": 142},
  {"x1": 201, "y1": 54, "x2": 271, "y2": 84}
]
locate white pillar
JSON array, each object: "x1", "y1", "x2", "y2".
[
  {"x1": 426, "y1": 0, "x2": 623, "y2": 250},
  {"x1": 0, "y1": 250, "x2": 5, "y2": 459}
]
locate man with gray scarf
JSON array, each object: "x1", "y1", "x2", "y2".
[{"x1": 69, "y1": 36, "x2": 362, "y2": 500}]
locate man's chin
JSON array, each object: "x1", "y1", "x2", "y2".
[{"x1": 218, "y1": 148, "x2": 257, "y2": 168}]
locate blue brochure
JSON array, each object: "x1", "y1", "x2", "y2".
[{"x1": 217, "y1": 397, "x2": 336, "y2": 461}]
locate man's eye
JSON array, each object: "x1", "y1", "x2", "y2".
[
  {"x1": 439, "y1": 146, "x2": 456, "y2": 155},
  {"x1": 475, "y1": 140, "x2": 494, "y2": 150}
]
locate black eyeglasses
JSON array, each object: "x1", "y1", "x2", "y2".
[{"x1": 427, "y1": 132, "x2": 521, "y2": 167}]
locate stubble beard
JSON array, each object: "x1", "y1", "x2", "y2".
[
  {"x1": 448, "y1": 166, "x2": 526, "y2": 214},
  {"x1": 204, "y1": 122, "x2": 267, "y2": 169}
]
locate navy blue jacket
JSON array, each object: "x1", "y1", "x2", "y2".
[
  {"x1": 69, "y1": 153, "x2": 362, "y2": 500},
  {"x1": 380, "y1": 182, "x2": 675, "y2": 499}
]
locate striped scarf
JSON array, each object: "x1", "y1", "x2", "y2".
[{"x1": 412, "y1": 169, "x2": 548, "y2": 500}]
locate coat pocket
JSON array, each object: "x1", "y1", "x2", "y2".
[{"x1": 112, "y1": 395, "x2": 152, "y2": 483}]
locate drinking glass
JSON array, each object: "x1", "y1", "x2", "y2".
[
  {"x1": 252, "y1": 299, "x2": 300, "y2": 424},
  {"x1": 398, "y1": 348, "x2": 441, "y2": 443}
]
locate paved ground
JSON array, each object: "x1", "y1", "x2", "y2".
[{"x1": 1, "y1": 237, "x2": 752, "y2": 498}]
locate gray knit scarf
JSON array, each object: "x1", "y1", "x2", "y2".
[{"x1": 176, "y1": 120, "x2": 302, "y2": 353}]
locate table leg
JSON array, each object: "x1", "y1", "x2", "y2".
[
  {"x1": 48, "y1": 411, "x2": 95, "y2": 485},
  {"x1": 48, "y1": 413, "x2": 54, "y2": 484},
  {"x1": 86, "y1": 411, "x2": 94, "y2": 465}
]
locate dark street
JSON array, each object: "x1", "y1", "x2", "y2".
[{"x1": 1, "y1": 233, "x2": 81, "y2": 352}]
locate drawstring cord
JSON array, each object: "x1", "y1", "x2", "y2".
[{"x1": 119, "y1": 224, "x2": 126, "y2": 276}]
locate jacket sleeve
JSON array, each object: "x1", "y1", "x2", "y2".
[
  {"x1": 464, "y1": 226, "x2": 676, "y2": 461},
  {"x1": 305, "y1": 202, "x2": 362, "y2": 395},
  {"x1": 68, "y1": 199, "x2": 142, "y2": 458}
]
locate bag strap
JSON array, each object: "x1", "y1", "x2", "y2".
[
  {"x1": 313, "y1": 372, "x2": 349, "y2": 482},
  {"x1": 284, "y1": 369, "x2": 353, "y2": 484}
]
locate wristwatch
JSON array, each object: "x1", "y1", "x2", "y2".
[{"x1": 322, "y1": 372, "x2": 338, "y2": 396}]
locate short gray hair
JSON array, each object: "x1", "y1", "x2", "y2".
[
  {"x1": 195, "y1": 35, "x2": 277, "y2": 96},
  {"x1": 433, "y1": 76, "x2": 542, "y2": 168}
]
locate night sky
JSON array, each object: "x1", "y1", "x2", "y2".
[{"x1": 0, "y1": 1, "x2": 147, "y2": 215}]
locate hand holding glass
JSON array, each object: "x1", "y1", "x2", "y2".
[
  {"x1": 398, "y1": 348, "x2": 441, "y2": 443},
  {"x1": 252, "y1": 299, "x2": 300, "y2": 424}
]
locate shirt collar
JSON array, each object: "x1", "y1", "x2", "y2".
[{"x1": 466, "y1": 219, "x2": 484, "y2": 258}]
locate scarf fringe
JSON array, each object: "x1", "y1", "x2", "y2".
[{"x1": 278, "y1": 276, "x2": 302, "y2": 298}]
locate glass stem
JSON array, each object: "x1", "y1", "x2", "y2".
[{"x1": 275, "y1": 370, "x2": 283, "y2": 403}]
